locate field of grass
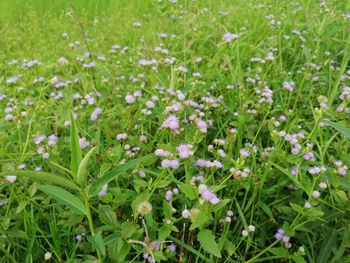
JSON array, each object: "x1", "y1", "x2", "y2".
[{"x1": 1, "y1": 0, "x2": 350, "y2": 262}]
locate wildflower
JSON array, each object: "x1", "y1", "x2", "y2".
[
  {"x1": 165, "y1": 190, "x2": 173, "y2": 201},
  {"x1": 98, "y1": 184, "x2": 108, "y2": 197},
  {"x1": 312, "y1": 191, "x2": 320, "y2": 198},
  {"x1": 34, "y1": 135, "x2": 46, "y2": 145},
  {"x1": 337, "y1": 167, "x2": 347, "y2": 176},
  {"x1": 116, "y1": 133, "x2": 127, "y2": 141},
  {"x1": 304, "y1": 201, "x2": 312, "y2": 208},
  {"x1": 248, "y1": 225, "x2": 256, "y2": 232},
  {"x1": 44, "y1": 252, "x2": 52, "y2": 261},
  {"x1": 161, "y1": 115, "x2": 180, "y2": 130},
  {"x1": 6, "y1": 76, "x2": 19, "y2": 84},
  {"x1": 223, "y1": 32, "x2": 239, "y2": 43},
  {"x1": 176, "y1": 144, "x2": 194, "y2": 159},
  {"x1": 5, "y1": 175, "x2": 17, "y2": 183},
  {"x1": 137, "y1": 201, "x2": 152, "y2": 216},
  {"x1": 182, "y1": 209, "x2": 190, "y2": 218},
  {"x1": 48, "y1": 134, "x2": 57, "y2": 146},
  {"x1": 125, "y1": 95, "x2": 135, "y2": 104},
  {"x1": 155, "y1": 149, "x2": 173, "y2": 157},
  {"x1": 79, "y1": 137, "x2": 90, "y2": 149},
  {"x1": 91, "y1": 107, "x2": 102, "y2": 121},
  {"x1": 198, "y1": 184, "x2": 220, "y2": 204},
  {"x1": 169, "y1": 243, "x2": 176, "y2": 252},
  {"x1": 241, "y1": 230, "x2": 249, "y2": 237},
  {"x1": 319, "y1": 182, "x2": 327, "y2": 189}
]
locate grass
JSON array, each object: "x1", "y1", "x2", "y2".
[{"x1": 0, "y1": 0, "x2": 350, "y2": 262}]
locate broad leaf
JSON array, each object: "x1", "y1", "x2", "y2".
[
  {"x1": 90, "y1": 154, "x2": 155, "y2": 197},
  {"x1": 77, "y1": 146, "x2": 96, "y2": 186},
  {"x1": 1, "y1": 171, "x2": 80, "y2": 191},
  {"x1": 38, "y1": 185, "x2": 86, "y2": 215},
  {"x1": 197, "y1": 229, "x2": 221, "y2": 258}
]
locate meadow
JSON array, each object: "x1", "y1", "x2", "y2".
[{"x1": 1, "y1": 0, "x2": 350, "y2": 262}]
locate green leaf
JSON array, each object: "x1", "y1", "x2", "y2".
[
  {"x1": 177, "y1": 182, "x2": 197, "y2": 200},
  {"x1": 88, "y1": 232, "x2": 106, "y2": 257},
  {"x1": 158, "y1": 225, "x2": 172, "y2": 240},
  {"x1": 0, "y1": 171, "x2": 80, "y2": 191},
  {"x1": 168, "y1": 236, "x2": 209, "y2": 262},
  {"x1": 77, "y1": 147, "x2": 96, "y2": 187},
  {"x1": 107, "y1": 237, "x2": 130, "y2": 262},
  {"x1": 90, "y1": 154, "x2": 155, "y2": 197},
  {"x1": 259, "y1": 202, "x2": 274, "y2": 220},
  {"x1": 37, "y1": 185, "x2": 86, "y2": 215},
  {"x1": 121, "y1": 222, "x2": 139, "y2": 239},
  {"x1": 270, "y1": 247, "x2": 288, "y2": 257},
  {"x1": 197, "y1": 229, "x2": 221, "y2": 258},
  {"x1": 317, "y1": 230, "x2": 337, "y2": 263},
  {"x1": 70, "y1": 111, "x2": 82, "y2": 178},
  {"x1": 292, "y1": 253, "x2": 307, "y2": 263},
  {"x1": 98, "y1": 206, "x2": 117, "y2": 227},
  {"x1": 322, "y1": 120, "x2": 350, "y2": 140},
  {"x1": 190, "y1": 210, "x2": 210, "y2": 230}
]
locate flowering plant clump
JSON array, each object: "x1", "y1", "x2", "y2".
[{"x1": 0, "y1": 1, "x2": 350, "y2": 263}]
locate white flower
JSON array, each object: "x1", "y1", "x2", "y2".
[{"x1": 5, "y1": 175, "x2": 17, "y2": 183}]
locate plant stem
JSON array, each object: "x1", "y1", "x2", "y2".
[{"x1": 83, "y1": 192, "x2": 102, "y2": 263}]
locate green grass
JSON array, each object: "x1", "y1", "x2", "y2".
[{"x1": 0, "y1": 0, "x2": 350, "y2": 262}]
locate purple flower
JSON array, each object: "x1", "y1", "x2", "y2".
[
  {"x1": 223, "y1": 32, "x2": 239, "y2": 43},
  {"x1": 165, "y1": 190, "x2": 173, "y2": 201},
  {"x1": 176, "y1": 144, "x2": 194, "y2": 159},
  {"x1": 169, "y1": 243, "x2": 176, "y2": 252},
  {"x1": 125, "y1": 95, "x2": 135, "y2": 104},
  {"x1": 161, "y1": 115, "x2": 180, "y2": 130}
]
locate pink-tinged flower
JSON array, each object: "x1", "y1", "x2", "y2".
[
  {"x1": 48, "y1": 134, "x2": 57, "y2": 146},
  {"x1": 116, "y1": 133, "x2": 127, "y2": 141},
  {"x1": 337, "y1": 167, "x2": 347, "y2": 176},
  {"x1": 161, "y1": 115, "x2": 179, "y2": 130},
  {"x1": 176, "y1": 144, "x2": 194, "y2": 159},
  {"x1": 5, "y1": 175, "x2": 17, "y2": 183},
  {"x1": 34, "y1": 135, "x2": 46, "y2": 145},
  {"x1": 170, "y1": 159, "x2": 180, "y2": 169},
  {"x1": 161, "y1": 159, "x2": 171, "y2": 168},
  {"x1": 155, "y1": 149, "x2": 173, "y2": 157},
  {"x1": 182, "y1": 209, "x2": 190, "y2": 218},
  {"x1": 198, "y1": 184, "x2": 220, "y2": 204},
  {"x1": 169, "y1": 244, "x2": 176, "y2": 252},
  {"x1": 98, "y1": 184, "x2": 108, "y2": 197},
  {"x1": 79, "y1": 137, "x2": 90, "y2": 149},
  {"x1": 125, "y1": 95, "x2": 135, "y2": 104},
  {"x1": 165, "y1": 190, "x2": 173, "y2": 201},
  {"x1": 195, "y1": 119, "x2": 208, "y2": 132},
  {"x1": 91, "y1": 107, "x2": 102, "y2": 121},
  {"x1": 223, "y1": 32, "x2": 239, "y2": 43}
]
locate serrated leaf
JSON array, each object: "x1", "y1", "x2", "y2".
[
  {"x1": 270, "y1": 247, "x2": 288, "y2": 257},
  {"x1": 121, "y1": 222, "x2": 139, "y2": 239},
  {"x1": 158, "y1": 225, "x2": 172, "y2": 240},
  {"x1": 177, "y1": 182, "x2": 197, "y2": 200},
  {"x1": 190, "y1": 210, "x2": 210, "y2": 230},
  {"x1": 77, "y1": 147, "x2": 96, "y2": 186},
  {"x1": 107, "y1": 237, "x2": 130, "y2": 262},
  {"x1": 197, "y1": 229, "x2": 221, "y2": 258},
  {"x1": 91, "y1": 232, "x2": 106, "y2": 257},
  {"x1": 37, "y1": 185, "x2": 86, "y2": 215},
  {"x1": 70, "y1": 111, "x2": 82, "y2": 178}
]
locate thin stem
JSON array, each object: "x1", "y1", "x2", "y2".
[{"x1": 83, "y1": 192, "x2": 102, "y2": 263}]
